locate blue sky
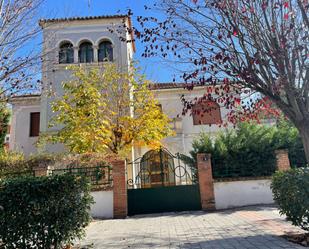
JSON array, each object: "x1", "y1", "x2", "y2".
[{"x1": 39, "y1": 0, "x2": 173, "y2": 83}]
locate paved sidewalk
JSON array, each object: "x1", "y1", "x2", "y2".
[{"x1": 76, "y1": 206, "x2": 305, "y2": 249}]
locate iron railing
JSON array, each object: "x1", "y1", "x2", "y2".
[
  {"x1": 211, "y1": 155, "x2": 277, "y2": 179},
  {"x1": 1, "y1": 170, "x2": 35, "y2": 180},
  {"x1": 51, "y1": 165, "x2": 113, "y2": 188}
]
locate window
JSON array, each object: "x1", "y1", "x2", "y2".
[
  {"x1": 59, "y1": 42, "x2": 74, "y2": 64},
  {"x1": 192, "y1": 100, "x2": 222, "y2": 125},
  {"x1": 79, "y1": 41, "x2": 93, "y2": 63},
  {"x1": 30, "y1": 112, "x2": 40, "y2": 137},
  {"x1": 98, "y1": 41, "x2": 113, "y2": 62}
]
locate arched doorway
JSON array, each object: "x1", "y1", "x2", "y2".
[{"x1": 139, "y1": 148, "x2": 176, "y2": 188}]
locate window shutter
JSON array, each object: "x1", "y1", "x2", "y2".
[
  {"x1": 192, "y1": 101, "x2": 222, "y2": 125},
  {"x1": 30, "y1": 112, "x2": 40, "y2": 137}
]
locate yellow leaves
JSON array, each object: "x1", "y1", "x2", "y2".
[{"x1": 48, "y1": 64, "x2": 173, "y2": 156}]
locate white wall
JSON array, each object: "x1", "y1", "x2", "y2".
[
  {"x1": 90, "y1": 190, "x2": 113, "y2": 219},
  {"x1": 134, "y1": 86, "x2": 236, "y2": 160},
  {"x1": 9, "y1": 96, "x2": 41, "y2": 156},
  {"x1": 214, "y1": 179, "x2": 274, "y2": 210},
  {"x1": 39, "y1": 18, "x2": 133, "y2": 154}
]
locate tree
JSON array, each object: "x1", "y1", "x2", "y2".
[
  {"x1": 0, "y1": 103, "x2": 9, "y2": 150},
  {"x1": 125, "y1": 0, "x2": 309, "y2": 162},
  {"x1": 48, "y1": 64, "x2": 173, "y2": 156},
  {"x1": 0, "y1": 0, "x2": 43, "y2": 101}
]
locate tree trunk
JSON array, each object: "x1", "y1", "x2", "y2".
[{"x1": 297, "y1": 123, "x2": 309, "y2": 165}]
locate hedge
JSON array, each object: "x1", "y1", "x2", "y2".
[
  {"x1": 0, "y1": 174, "x2": 94, "y2": 248},
  {"x1": 271, "y1": 168, "x2": 309, "y2": 231},
  {"x1": 183, "y1": 119, "x2": 307, "y2": 179}
]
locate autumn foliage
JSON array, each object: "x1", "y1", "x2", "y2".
[
  {"x1": 117, "y1": 0, "x2": 309, "y2": 161},
  {"x1": 48, "y1": 64, "x2": 173, "y2": 156}
]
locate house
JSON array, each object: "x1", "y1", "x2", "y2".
[
  {"x1": 8, "y1": 14, "x2": 279, "y2": 217},
  {"x1": 9, "y1": 15, "x2": 229, "y2": 159}
]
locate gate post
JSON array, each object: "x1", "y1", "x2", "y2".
[
  {"x1": 197, "y1": 153, "x2": 216, "y2": 211},
  {"x1": 275, "y1": 149, "x2": 291, "y2": 171},
  {"x1": 111, "y1": 159, "x2": 127, "y2": 219}
]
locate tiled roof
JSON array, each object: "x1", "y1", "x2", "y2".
[
  {"x1": 39, "y1": 14, "x2": 136, "y2": 52},
  {"x1": 39, "y1": 14, "x2": 128, "y2": 25},
  {"x1": 10, "y1": 94, "x2": 41, "y2": 99},
  {"x1": 149, "y1": 83, "x2": 206, "y2": 90}
]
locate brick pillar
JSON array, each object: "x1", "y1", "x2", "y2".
[
  {"x1": 275, "y1": 149, "x2": 291, "y2": 171},
  {"x1": 112, "y1": 159, "x2": 127, "y2": 219},
  {"x1": 197, "y1": 153, "x2": 215, "y2": 211},
  {"x1": 33, "y1": 164, "x2": 50, "y2": 177}
]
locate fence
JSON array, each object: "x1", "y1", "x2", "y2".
[
  {"x1": 51, "y1": 165, "x2": 113, "y2": 189},
  {"x1": 211, "y1": 153, "x2": 277, "y2": 179},
  {"x1": 1, "y1": 170, "x2": 35, "y2": 179}
]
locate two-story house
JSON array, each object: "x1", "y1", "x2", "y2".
[{"x1": 9, "y1": 15, "x2": 229, "y2": 161}]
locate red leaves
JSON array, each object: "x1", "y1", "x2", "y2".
[
  {"x1": 284, "y1": 13, "x2": 289, "y2": 20},
  {"x1": 233, "y1": 28, "x2": 238, "y2": 36},
  {"x1": 283, "y1": 2, "x2": 289, "y2": 8}
]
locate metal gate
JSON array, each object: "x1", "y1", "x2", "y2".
[{"x1": 127, "y1": 148, "x2": 201, "y2": 215}]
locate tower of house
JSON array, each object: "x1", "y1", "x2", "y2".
[{"x1": 9, "y1": 15, "x2": 135, "y2": 155}]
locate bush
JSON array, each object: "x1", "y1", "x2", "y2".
[
  {"x1": 0, "y1": 174, "x2": 94, "y2": 248},
  {"x1": 273, "y1": 119, "x2": 307, "y2": 168},
  {"x1": 0, "y1": 151, "x2": 29, "y2": 177},
  {"x1": 0, "y1": 152, "x2": 63, "y2": 179},
  {"x1": 186, "y1": 123, "x2": 278, "y2": 178},
  {"x1": 271, "y1": 168, "x2": 309, "y2": 231},
  {"x1": 186, "y1": 119, "x2": 307, "y2": 179}
]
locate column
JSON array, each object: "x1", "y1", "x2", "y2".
[
  {"x1": 275, "y1": 149, "x2": 291, "y2": 171},
  {"x1": 112, "y1": 159, "x2": 127, "y2": 218},
  {"x1": 73, "y1": 46, "x2": 79, "y2": 63},
  {"x1": 197, "y1": 153, "x2": 216, "y2": 211}
]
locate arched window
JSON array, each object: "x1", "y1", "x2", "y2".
[
  {"x1": 79, "y1": 41, "x2": 93, "y2": 63},
  {"x1": 98, "y1": 41, "x2": 113, "y2": 62},
  {"x1": 192, "y1": 100, "x2": 222, "y2": 125},
  {"x1": 59, "y1": 42, "x2": 74, "y2": 64}
]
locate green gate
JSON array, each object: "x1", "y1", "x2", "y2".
[{"x1": 127, "y1": 148, "x2": 201, "y2": 215}]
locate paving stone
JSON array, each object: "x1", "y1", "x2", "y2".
[{"x1": 75, "y1": 206, "x2": 305, "y2": 249}]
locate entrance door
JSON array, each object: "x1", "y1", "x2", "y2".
[{"x1": 127, "y1": 148, "x2": 201, "y2": 215}]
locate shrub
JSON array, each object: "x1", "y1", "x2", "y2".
[
  {"x1": 0, "y1": 174, "x2": 94, "y2": 248},
  {"x1": 273, "y1": 119, "x2": 307, "y2": 168},
  {"x1": 271, "y1": 168, "x2": 309, "y2": 231},
  {"x1": 187, "y1": 123, "x2": 277, "y2": 178},
  {"x1": 0, "y1": 152, "x2": 65, "y2": 180},
  {"x1": 186, "y1": 120, "x2": 307, "y2": 179},
  {"x1": 0, "y1": 151, "x2": 30, "y2": 178}
]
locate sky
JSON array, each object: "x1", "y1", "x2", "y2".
[{"x1": 39, "y1": 0, "x2": 173, "y2": 83}]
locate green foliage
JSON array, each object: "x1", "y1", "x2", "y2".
[
  {"x1": 0, "y1": 103, "x2": 10, "y2": 151},
  {"x1": 272, "y1": 119, "x2": 307, "y2": 168},
  {"x1": 0, "y1": 151, "x2": 28, "y2": 177},
  {"x1": 0, "y1": 152, "x2": 62, "y2": 179},
  {"x1": 188, "y1": 119, "x2": 307, "y2": 178},
  {"x1": 271, "y1": 168, "x2": 309, "y2": 231},
  {"x1": 0, "y1": 174, "x2": 93, "y2": 248}
]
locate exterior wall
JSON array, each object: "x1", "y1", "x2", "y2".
[
  {"x1": 134, "y1": 86, "x2": 235, "y2": 159},
  {"x1": 40, "y1": 18, "x2": 132, "y2": 153},
  {"x1": 9, "y1": 97, "x2": 41, "y2": 156},
  {"x1": 214, "y1": 179, "x2": 274, "y2": 210},
  {"x1": 90, "y1": 190, "x2": 113, "y2": 219}
]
